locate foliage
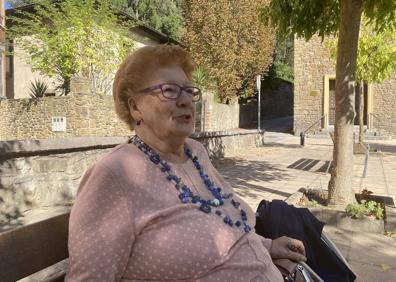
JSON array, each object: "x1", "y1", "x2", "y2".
[
  {"x1": 263, "y1": 35, "x2": 294, "y2": 88},
  {"x1": 28, "y1": 79, "x2": 48, "y2": 98},
  {"x1": 192, "y1": 67, "x2": 208, "y2": 91},
  {"x1": 114, "y1": 0, "x2": 185, "y2": 40},
  {"x1": 273, "y1": 61, "x2": 293, "y2": 82},
  {"x1": 8, "y1": 0, "x2": 134, "y2": 95},
  {"x1": 346, "y1": 200, "x2": 384, "y2": 220},
  {"x1": 259, "y1": 0, "x2": 396, "y2": 41},
  {"x1": 309, "y1": 199, "x2": 318, "y2": 207},
  {"x1": 135, "y1": 0, "x2": 185, "y2": 40},
  {"x1": 326, "y1": 18, "x2": 396, "y2": 84},
  {"x1": 184, "y1": 0, "x2": 275, "y2": 103},
  {"x1": 11, "y1": 0, "x2": 185, "y2": 40},
  {"x1": 360, "y1": 187, "x2": 373, "y2": 199}
]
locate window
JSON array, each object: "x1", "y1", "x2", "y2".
[{"x1": 52, "y1": 117, "x2": 67, "y2": 132}]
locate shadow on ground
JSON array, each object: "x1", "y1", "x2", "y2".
[
  {"x1": 288, "y1": 158, "x2": 333, "y2": 173},
  {"x1": 368, "y1": 143, "x2": 396, "y2": 154},
  {"x1": 264, "y1": 142, "x2": 302, "y2": 149},
  {"x1": 214, "y1": 157, "x2": 292, "y2": 200}
]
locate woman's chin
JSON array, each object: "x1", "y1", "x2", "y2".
[{"x1": 172, "y1": 125, "x2": 194, "y2": 138}]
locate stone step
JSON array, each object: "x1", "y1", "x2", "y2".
[
  {"x1": 306, "y1": 129, "x2": 391, "y2": 140},
  {"x1": 306, "y1": 133, "x2": 390, "y2": 140}
]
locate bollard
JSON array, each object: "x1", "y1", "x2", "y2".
[
  {"x1": 363, "y1": 144, "x2": 370, "y2": 178},
  {"x1": 300, "y1": 132, "x2": 305, "y2": 146}
]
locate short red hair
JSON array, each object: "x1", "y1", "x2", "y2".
[{"x1": 113, "y1": 44, "x2": 195, "y2": 131}]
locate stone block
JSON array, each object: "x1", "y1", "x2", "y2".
[{"x1": 309, "y1": 207, "x2": 384, "y2": 234}]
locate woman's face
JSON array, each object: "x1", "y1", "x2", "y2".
[{"x1": 131, "y1": 65, "x2": 196, "y2": 141}]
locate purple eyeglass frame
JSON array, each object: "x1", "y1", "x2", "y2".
[{"x1": 139, "y1": 83, "x2": 202, "y2": 102}]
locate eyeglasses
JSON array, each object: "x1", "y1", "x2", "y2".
[{"x1": 140, "y1": 83, "x2": 202, "y2": 102}]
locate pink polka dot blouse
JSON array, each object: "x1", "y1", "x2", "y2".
[{"x1": 66, "y1": 138, "x2": 283, "y2": 281}]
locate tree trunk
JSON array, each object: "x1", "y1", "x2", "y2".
[
  {"x1": 328, "y1": 0, "x2": 362, "y2": 207},
  {"x1": 358, "y1": 81, "x2": 364, "y2": 143}
]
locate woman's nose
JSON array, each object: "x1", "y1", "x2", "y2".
[{"x1": 176, "y1": 90, "x2": 194, "y2": 107}]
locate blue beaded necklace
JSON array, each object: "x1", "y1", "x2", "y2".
[{"x1": 129, "y1": 135, "x2": 252, "y2": 233}]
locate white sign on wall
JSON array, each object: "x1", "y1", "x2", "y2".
[{"x1": 52, "y1": 117, "x2": 66, "y2": 132}]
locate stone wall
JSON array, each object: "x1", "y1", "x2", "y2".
[
  {"x1": 0, "y1": 90, "x2": 241, "y2": 141},
  {"x1": 239, "y1": 101, "x2": 257, "y2": 127},
  {"x1": 372, "y1": 72, "x2": 396, "y2": 137},
  {"x1": 200, "y1": 92, "x2": 240, "y2": 131},
  {"x1": 262, "y1": 81, "x2": 294, "y2": 119},
  {"x1": 0, "y1": 93, "x2": 131, "y2": 141},
  {"x1": 239, "y1": 80, "x2": 294, "y2": 127},
  {"x1": 294, "y1": 35, "x2": 335, "y2": 134},
  {"x1": 193, "y1": 130, "x2": 264, "y2": 160},
  {"x1": 0, "y1": 131, "x2": 264, "y2": 222}
]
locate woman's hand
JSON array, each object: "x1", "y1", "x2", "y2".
[{"x1": 269, "y1": 236, "x2": 307, "y2": 262}]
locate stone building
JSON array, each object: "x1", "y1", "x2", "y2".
[{"x1": 294, "y1": 35, "x2": 396, "y2": 137}]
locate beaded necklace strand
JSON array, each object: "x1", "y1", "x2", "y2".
[{"x1": 129, "y1": 135, "x2": 252, "y2": 233}]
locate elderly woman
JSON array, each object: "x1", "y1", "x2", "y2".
[{"x1": 66, "y1": 45, "x2": 306, "y2": 281}]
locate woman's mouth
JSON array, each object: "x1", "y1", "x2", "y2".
[{"x1": 175, "y1": 114, "x2": 192, "y2": 122}]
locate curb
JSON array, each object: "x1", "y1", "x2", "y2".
[{"x1": 285, "y1": 191, "x2": 385, "y2": 234}]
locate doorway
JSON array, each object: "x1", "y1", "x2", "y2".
[{"x1": 323, "y1": 76, "x2": 373, "y2": 129}]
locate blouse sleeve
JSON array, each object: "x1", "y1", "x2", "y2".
[
  {"x1": 260, "y1": 236, "x2": 273, "y2": 251},
  {"x1": 66, "y1": 162, "x2": 135, "y2": 282}
]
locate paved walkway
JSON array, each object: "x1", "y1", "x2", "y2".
[
  {"x1": 216, "y1": 132, "x2": 396, "y2": 210},
  {"x1": 215, "y1": 132, "x2": 396, "y2": 282}
]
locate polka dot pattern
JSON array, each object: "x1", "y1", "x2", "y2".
[{"x1": 66, "y1": 139, "x2": 283, "y2": 281}]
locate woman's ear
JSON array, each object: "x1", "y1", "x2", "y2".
[{"x1": 128, "y1": 97, "x2": 142, "y2": 121}]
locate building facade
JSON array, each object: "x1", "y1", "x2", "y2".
[{"x1": 294, "y1": 35, "x2": 396, "y2": 137}]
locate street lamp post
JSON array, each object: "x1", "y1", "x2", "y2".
[{"x1": 256, "y1": 75, "x2": 261, "y2": 131}]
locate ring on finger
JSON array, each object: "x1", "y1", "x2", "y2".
[{"x1": 287, "y1": 240, "x2": 298, "y2": 251}]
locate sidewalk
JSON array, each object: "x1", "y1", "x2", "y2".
[{"x1": 215, "y1": 132, "x2": 396, "y2": 282}]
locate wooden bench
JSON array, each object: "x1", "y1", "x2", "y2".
[{"x1": 0, "y1": 211, "x2": 70, "y2": 282}]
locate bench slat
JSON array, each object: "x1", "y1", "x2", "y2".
[{"x1": 0, "y1": 212, "x2": 70, "y2": 282}]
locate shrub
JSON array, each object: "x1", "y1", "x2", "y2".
[
  {"x1": 346, "y1": 200, "x2": 384, "y2": 219},
  {"x1": 29, "y1": 79, "x2": 48, "y2": 98}
]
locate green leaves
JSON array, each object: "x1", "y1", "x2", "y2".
[
  {"x1": 28, "y1": 79, "x2": 48, "y2": 98},
  {"x1": 192, "y1": 68, "x2": 208, "y2": 91},
  {"x1": 346, "y1": 200, "x2": 384, "y2": 219},
  {"x1": 356, "y1": 21, "x2": 396, "y2": 83},
  {"x1": 259, "y1": 0, "x2": 340, "y2": 41},
  {"x1": 326, "y1": 16, "x2": 396, "y2": 84},
  {"x1": 113, "y1": 0, "x2": 185, "y2": 40},
  {"x1": 363, "y1": 0, "x2": 396, "y2": 32},
  {"x1": 260, "y1": 0, "x2": 395, "y2": 41},
  {"x1": 8, "y1": 0, "x2": 135, "y2": 95}
]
